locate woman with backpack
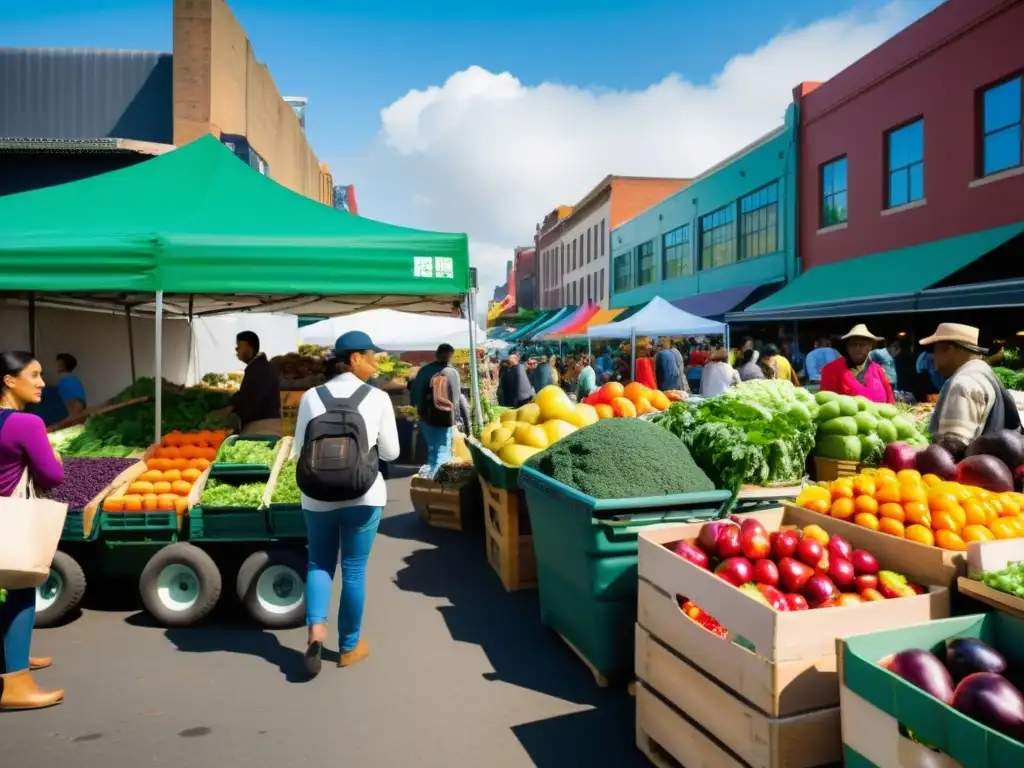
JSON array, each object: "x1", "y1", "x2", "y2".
[{"x1": 291, "y1": 332, "x2": 400, "y2": 679}]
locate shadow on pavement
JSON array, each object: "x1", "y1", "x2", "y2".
[
  {"x1": 160, "y1": 626, "x2": 311, "y2": 683},
  {"x1": 378, "y1": 509, "x2": 641, "y2": 766}
]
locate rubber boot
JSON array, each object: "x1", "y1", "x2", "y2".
[
  {"x1": 0, "y1": 669, "x2": 65, "y2": 711},
  {"x1": 29, "y1": 657, "x2": 52, "y2": 671},
  {"x1": 338, "y1": 639, "x2": 370, "y2": 668}
]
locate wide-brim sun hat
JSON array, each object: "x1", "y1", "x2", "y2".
[
  {"x1": 920, "y1": 323, "x2": 988, "y2": 354},
  {"x1": 841, "y1": 324, "x2": 880, "y2": 342}
]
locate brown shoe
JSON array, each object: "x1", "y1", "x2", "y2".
[
  {"x1": 29, "y1": 656, "x2": 52, "y2": 671},
  {"x1": 0, "y1": 669, "x2": 65, "y2": 711},
  {"x1": 338, "y1": 639, "x2": 370, "y2": 668}
]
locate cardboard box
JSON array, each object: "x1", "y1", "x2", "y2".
[{"x1": 637, "y1": 507, "x2": 951, "y2": 716}]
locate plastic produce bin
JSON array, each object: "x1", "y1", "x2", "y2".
[
  {"x1": 466, "y1": 437, "x2": 520, "y2": 491},
  {"x1": 210, "y1": 435, "x2": 280, "y2": 479},
  {"x1": 518, "y1": 464, "x2": 731, "y2": 683},
  {"x1": 189, "y1": 505, "x2": 271, "y2": 541},
  {"x1": 99, "y1": 510, "x2": 179, "y2": 542},
  {"x1": 268, "y1": 504, "x2": 307, "y2": 539}
]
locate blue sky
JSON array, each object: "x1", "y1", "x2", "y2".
[{"x1": 0, "y1": 0, "x2": 941, "y2": 294}]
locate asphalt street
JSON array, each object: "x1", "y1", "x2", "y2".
[{"x1": 1, "y1": 472, "x2": 644, "y2": 767}]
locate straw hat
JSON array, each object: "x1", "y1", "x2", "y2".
[
  {"x1": 920, "y1": 323, "x2": 988, "y2": 354},
  {"x1": 841, "y1": 324, "x2": 880, "y2": 342}
]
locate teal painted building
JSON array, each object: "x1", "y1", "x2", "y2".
[{"x1": 609, "y1": 102, "x2": 799, "y2": 315}]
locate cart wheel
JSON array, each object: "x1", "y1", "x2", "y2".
[
  {"x1": 139, "y1": 543, "x2": 222, "y2": 627},
  {"x1": 236, "y1": 549, "x2": 306, "y2": 629},
  {"x1": 35, "y1": 551, "x2": 87, "y2": 628}
]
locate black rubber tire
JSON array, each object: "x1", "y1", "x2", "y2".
[
  {"x1": 34, "y1": 550, "x2": 87, "y2": 628},
  {"x1": 236, "y1": 549, "x2": 307, "y2": 629},
  {"x1": 139, "y1": 543, "x2": 222, "y2": 627}
]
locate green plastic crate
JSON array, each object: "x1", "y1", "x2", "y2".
[
  {"x1": 99, "y1": 510, "x2": 178, "y2": 541},
  {"x1": 466, "y1": 437, "x2": 520, "y2": 491},
  {"x1": 518, "y1": 464, "x2": 731, "y2": 683},
  {"x1": 61, "y1": 509, "x2": 86, "y2": 541},
  {"x1": 268, "y1": 504, "x2": 307, "y2": 539},
  {"x1": 841, "y1": 612, "x2": 1024, "y2": 768},
  {"x1": 210, "y1": 435, "x2": 279, "y2": 479},
  {"x1": 189, "y1": 505, "x2": 271, "y2": 541}
]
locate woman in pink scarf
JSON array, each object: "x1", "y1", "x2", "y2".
[{"x1": 819, "y1": 324, "x2": 895, "y2": 404}]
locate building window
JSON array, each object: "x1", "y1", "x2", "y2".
[
  {"x1": 572, "y1": 240, "x2": 577, "y2": 270},
  {"x1": 699, "y1": 205, "x2": 736, "y2": 269},
  {"x1": 662, "y1": 226, "x2": 692, "y2": 279},
  {"x1": 820, "y1": 156, "x2": 848, "y2": 227},
  {"x1": 587, "y1": 229, "x2": 592, "y2": 263},
  {"x1": 981, "y1": 76, "x2": 1022, "y2": 176},
  {"x1": 636, "y1": 240, "x2": 655, "y2": 286},
  {"x1": 600, "y1": 219, "x2": 606, "y2": 256},
  {"x1": 740, "y1": 182, "x2": 779, "y2": 259},
  {"x1": 579, "y1": 278, "x2": 584, "y2": 303},
  {"x1": 599, "y1": 268, "x2": 605, "y2": 301},
  {"x1": 886, "y1": 119, "x2": 924, "y2": 208},
  {"x1": 613, "y1": 253, "x2": 632, "y2": 293}
]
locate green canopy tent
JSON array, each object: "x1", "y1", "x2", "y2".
[{"x1": 0, "y1": 135, "x2": 477, "y2": 434}]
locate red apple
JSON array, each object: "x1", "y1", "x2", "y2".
[
  {"x1": 716, "y1": 526, "x2": 742, "y2": 558},
  {"x1": 777, "y1": 557, "x2": 814, "y2": 593},
  {"x1": 854, "y1": 574, "x2": 878, "y2": 592},
  {"x1": 796, "y1": 537, "x2": 824, "y2": 568},
  {"x1": 698, "y1": 520, "x2": 736, "y2": 556},
  {"x1": 850, "y1": 549, "x2": 880, "y2": 575},
  {"x1": 739, "y1": 519, "x2": 772, "y2": 560},
  {"x1": 837, "y1": 593, "x2": 863, "y2": 607},
  {"x1": 757, "y1": 583, "x2": 789, "y2": 611},
  {"x1": 859, "y1": 588, "x2": 886, "y2": 601},
  {"x1": 784, "y1": 593, "x2": 809, "y2": 611},
  {"x1": 772, "y1": 529, "x2": 801, "y2": 560},
  {"x1": 715, "y1": 557, "x2": 753, "y2": 587},
  {"x1": 752, "y1": 559, "x2": 779, "y2": 588},
  {"x1": 908, "y1": 583, "x2": 926, "y2": 595},
  {"x1": 803, "y1": 573, "x2": 839, "y2": 606},
  {"x1": 827, "y1": 535, "x2": 853, "y2": 562},
  {"x1": 671, "y1": 540, "x2": 711, "y2": 570},
  {"x1": 815, "y1": 598, "x2": 840, "y2": 608},
  {"x1": 827, "y1": 556, "x2": 856, "y2": 590}
]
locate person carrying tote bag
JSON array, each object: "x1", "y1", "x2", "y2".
[{"x1": 0, "y1": 351, "x2": 67, "y2": 711}]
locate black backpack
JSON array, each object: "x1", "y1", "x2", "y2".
[{"x1": 296, "y1": 385, "x2": 379, "y2": 502}]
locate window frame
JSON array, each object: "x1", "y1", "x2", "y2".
[
  {"x1": 739, "y1": 182, "x2": 780, "y2": 260},
  {"x1": 613, "y1": 252, "x2": 632, "y2": 293},
  {"x1": 978, "y1": 74, "x2": 1023, "y2": 178},
  {"x1": 636, "y1": 240, "x2": 656, "y2": 286},
  {"x1": 820, "y1": 156, "x2": 848, "y2": 228},
  {"x1": 699, "y1": 204, "x2": 737, "y2": 270},
  {"x1": 662, "y1": 225, "x2": 692, "y2": 279},
  {"x1": 885, "y1": 117, "x2": 925, "y2": 209}
]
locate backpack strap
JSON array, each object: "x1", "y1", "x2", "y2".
[
  {"x1": 315, "y1": 385, "x2": 341, "y2": 410},
  {"x1": 316, "y1": 384, "x2": 372, "y2": 411},
  {"x1": 345, "y1": 384, "x2": 373, "y2": 408}
]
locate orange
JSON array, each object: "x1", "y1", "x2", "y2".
[
  {"x1": 878, "y1": 518, "x2": 906, "y2": 538},
  {"x1": 931, "y1": 510, "x2": 963, "y2": 534},
  {"x1": 934, "y1": 530, "x2": 967, "y2": 551},
  {"x1": 142, "y1": 493, "x2": 159, "y2": 511},
  {"x1": 191, "y1": 458, "x2": 212, "y2": 471},
  {"x1": 902, "y1": 501, "x2": 931, "y2": 527},
  {"x1": 152, "y1": 481, "x2": 172, "y2": 495},
  {"x1": 156, "y1": 494, "x2": 177, "y2": 511},
  {"x1": 874, "y1": 480, "x2": 902, "y2": 505},
  {"x1": 878, "y1": 502, "x2": 906, "y2": 523},
  {"x1": 905, "y1": 524, "x2": 936, "y2": 546},
  {"x1": 955, "y1": 484, "x2": 977, "y2": 502},
  {"x1": 899, "y1": 483, "x2": 928, "y2": 505},
  {"x1": 600, "y1": 381, "x2": 625, "y2": 401},
  {"x1": 962, "y1": 499, "x2": 989, "y2": 527},
  {"x1": 123, "y1": 495, "x2": 143, "y2": 512},
  {"x1": 594, "y1": 404, "x2": 615, "y2": 420},
  {"x1": 852, "y1": 475, "x2": 877, "y2": 498},
  {"x1": 803, "y1": 498, "x2": 831, "y2": 514},
  {"x1": 610, "y1": 397, "x2": 638, "y2": 418},
  {"x1": 797, "y1": 485, "x2": 831, "y2": 504},
  {"x1": 990, "y1": 518, "x2": 1021, "y2": 540},
  {"x1": 162, "y1": 469, "x2": 182, "y2": 483},
  {"x1": 962, "y1": 524, "x2": 996, "y2": 543},
  {"x1": 921, "y1": 473, "x2": 942, "y2": 487},
  {"x1": 829, "y1": 479, "x2": 855, "y2": 500},
  {"x1": 927, "y1": 489, "x2": 959, "y2": 513},
  {"x1": 854, "y1": 496, "x2": 879, "y2": 517},
  {"x1": 854, "y1": 512, "x2": 880, "y2": 531},
  {"x1": 170, "y1": 458, "x2": 190, "y2": 471},
  {"x1": 896, "y1": 469, "x2": 922, "y2": 484},
  {"x1": 948, "y1": 503, "x2": 967, "y2": 531},
  {"x1": 874, "y1": 468, "x2": 897, "y2": 482},
  {"x1": 1001, "y1": 492, "x2": 1024, "y2": 513},
  {"x1": 830, "y1": 497, "x2": 856, "y2": 520},
  {"x1": 103, "y1": 497, "x2": 125, "y2": 513},
  {"x1": 147, "y1": 458, "x2": 171, "y2": 472}
]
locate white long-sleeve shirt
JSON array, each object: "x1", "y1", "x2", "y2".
[{"x1": 291, "y1": 372, "x2": 400, "y2": 511}]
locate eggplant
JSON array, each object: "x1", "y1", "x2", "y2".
[
  {"x1": 952, "y1": 672, "x2": 1024, "y2": 740},
  {"x1": 916, "y1": 443, "x2": 957, "y2": 481},
  {"x1": 884, "y1": 649, "x2": 955, "y2": 703},
  {"x1": 955, "y1": 454, "x2": 1015, "y2": 493},
  {"x1": 965, "y1": 430, "x2": 1024, "y2": 474},
  {"x1": 946, "y1": 638, "x2": 1007, "y2": 682}
]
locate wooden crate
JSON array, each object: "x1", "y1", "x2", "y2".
[
  {"x1": 411, "y1": 476, "x2": 475, "y2": 531},
  {"x1": 812, "y1": 456, "x2": 860, "y2": 482},
  {"x1": 636, "y1": 626, "x2": 841, "y2": 768},
  {"x1": 637, "y1": 508, "x2": 951, "y2": 717},
  {"x1": 481, "y1": 477, "x2": 536, "y2": 591}
]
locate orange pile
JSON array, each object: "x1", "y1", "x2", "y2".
[
  {"x1": 583, "y1": 381, "x2": 680, "y2": 419},
  {"x1": 795, "y1": 468, "x2": 1024, "y2": 551},
  {"x1": 101, "y1": 430, "x2": 229, "y2": 514}
]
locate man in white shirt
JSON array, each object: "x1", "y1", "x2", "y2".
[{"x1": 291, "y1": 331, "x2": 399, "y2": 678}]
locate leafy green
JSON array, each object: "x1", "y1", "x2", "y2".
[
  {"x1": 217, "y1": 439, "x2": 278, "y2": 465},
  {"x1": 993, "y1": 366, "x2": 1024, "y2": 392},
  {"x1": 271, "y1": 459, "x2": 301, "y2": 504},
  {"x1": 976, "y1": 562, "x2": 1024, "y2": 598},
  {"x1": 200, "y1": 478, "x2": 267, "y2": 508}
]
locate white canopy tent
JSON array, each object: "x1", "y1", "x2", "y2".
[{"x1": 299, "y1": 308, "x2": 486, "y2": 352}]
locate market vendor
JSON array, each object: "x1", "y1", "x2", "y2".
[
  {"x1": 498, "y1": 352, "x2": 534, "y2": 408},
  {"x1": 818, "y1": 324, "x2": 895, "y2": 405},
  {"x1": 231, "y1": 331, "x2": 282, "y2": 436},
  {"x1": 923, "y1": 323, "x2": 1021, "y2": 459},
  {"x1": 33, "y1": 353, "x2": 88, "y2": 426}
]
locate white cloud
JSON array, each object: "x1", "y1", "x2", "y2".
[{"x1": 351, "y1": 0, "x2": 937, "y2": 306}]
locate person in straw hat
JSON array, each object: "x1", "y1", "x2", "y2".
[
  {"x1": 818, "y1": 324, "x2": 896, "y2": 405},
  {"x1": 923, "y1": 323, "x2": 1021, "y2": 459}
]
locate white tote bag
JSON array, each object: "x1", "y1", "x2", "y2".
[{"x1": 0, "y1": 468, "x2": 67, "y2": 589}]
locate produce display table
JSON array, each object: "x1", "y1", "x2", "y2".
[
  {"x1": 480, "y1": 476, "x2": 536, "y2": 592},
  {"x1": 410, "y1": 476, "x2": 481, "y2": 532},
  {"x1": 519, "y1": 463, "x2": 731, "y2": 686},
  {"x1": 466, "y1": 436, "x2": 520, "y2": 492}
]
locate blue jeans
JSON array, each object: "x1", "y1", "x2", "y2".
[
  {"x1": 0, "y1": 587, "x2": 35, "y2": 673},
  {"x1": 304, "y1": 505, "x2": 382, "y2": 653},
  {"x1": 418, "y1": 422, "x2": 452, "y2": 478}
]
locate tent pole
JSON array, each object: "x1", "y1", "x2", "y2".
[
  {"x1": 125, "y1": 304, "x2": 137, "y2": 383},
  {"x1": 630, "y1": 328, "x2": 636, "y2": 381},
  {"x1": 154, "y1": 291, "x2": 164, "y2": 443},
  {"x1": 725, "y1": 325, "x2": 731, "y2": 356},
  {"x1": 466, "y1": 293, "x2": 483, "y2": 432},
  {"x1": 27, "y1": 293, "x2": 36, "y2": 356}
]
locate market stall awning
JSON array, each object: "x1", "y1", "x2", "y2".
[
  {"x1": 514, "y1": 306, "x2": 576, "y2": 341},
  {"x1": 730, "y1": 223, "x2": 1024, "y2": 323},
  {"x1": 0, "y1": 134, "x2": 470, "y2": 316},
  {"x1": 538, "y1": 304, "x2": 600, "y2": 339},
  {"x1": 505, "y1": 309, "x2": 559, "y2": 341},
  {"x1": 299, "y1": 309, "x2": 485, "y2": 351},
  {"x1": 916, "y1": 278, "x2": 1024, "y2": 312},
  {"x1": 671, "y1": 282, "x2": 776, "y2": 318},
  {"x1": 555, "y1": 307, "x2": 624, "y2": 338},
  {"x1": 588, "y1": 296, "x2": 725, "y2": 338}
]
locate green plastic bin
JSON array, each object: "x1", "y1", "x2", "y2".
[
  {"x1": 518, "y1": 464, "x2": 731, "y2": 683},
  {"x1": 99, "y1": 510, "x2": 179, "y2": 542},
  {"x1": 61, "y1": 509, "x2": 86, "y2": 541},
  {"x1": 841, "y1": 612, "x2": 1024, "y2": 768},
  {"x1": 189, "y1": 505, "x2": 271, "y2": 541},
  {"x1": 466, "y1": 437, "x2": 520, "y2": 491},
  {"x1": 268, "y1": 504, "x2": 307, "y2": 539},
  {"x1": 210, "y1": 435, "x2": 279, "y2": 479}
]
